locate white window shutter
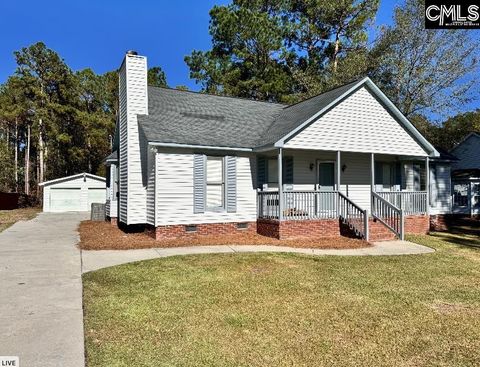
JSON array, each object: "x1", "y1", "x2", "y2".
[
  {"x1": 193, "y1": 154, "x2": 206, "y2": 213},
  {"x1": 226, "y1": 156, "x2": 237, "y2": 213}
]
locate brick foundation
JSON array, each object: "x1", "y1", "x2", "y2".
[
  {"x1": 106, "y1": 216, "x2": 118, "y2": 226},
  {"x1": 429, "y1": 213, "x2": 478, "y2": 231},
  {"x1": 147, "y1": 215, "x2": 431, "y2": 242},
  {"x1": 404, "y1": 215, "x2": 429, "y2": 234},
  {"x1": 256, "y1": 219, "x2": 341, "y2": 240},
  {"x1": 256, "y1": 219, "x2": 281, "y2": 239},
  {"x1": 430, "y1": 214, "x2": 449, "y2": 232},
  {"x1": 148, "y1": 221, "x2": 257, "y2": 240}
]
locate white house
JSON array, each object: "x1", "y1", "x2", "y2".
[
  {"x1": 40, "y1": 173, "x2": 106, "y2": 212},
  {"x1": 450, "y1": 132, "x2": 480, "y2": 217},
  {"x1": 105, "y1": 51, "x2": 454, "y2": 241}
]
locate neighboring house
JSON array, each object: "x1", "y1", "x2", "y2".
[
  {"x1": 450, "y1": 132, "x2": 480, "y2": 217},
  {"x1": 39, "y1": 173, "x2": 106, "y2": 212},
  {"x1": 105, "y1": 51, "x2": 453, "y2": 241}
]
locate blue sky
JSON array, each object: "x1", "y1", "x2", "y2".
[{"x1": 0, "y1": 0, "x2": 397, "y2": 89}]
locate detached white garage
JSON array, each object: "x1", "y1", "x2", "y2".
[{"x1": 39, "y1": 173, "x2": 106, "y2": 212}]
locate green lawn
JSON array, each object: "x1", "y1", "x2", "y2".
[{"x1": 83, "y1": 230, "x2": 480, "y2": 367}]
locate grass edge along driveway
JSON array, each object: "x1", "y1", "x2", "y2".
[
  {"x1": 0, "y1": 208, "x2": 40, "y2": 232},
  {"x1": 83, "y1": 230, "x2": 480, "y2": 367}
]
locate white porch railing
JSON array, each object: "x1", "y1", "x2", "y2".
[
  {"x1": 376, "y1": 191, "x2": 427, "y2": 215},
  {"x1": 372, "y1": 192, "x2": 404, "y2": 240},
  {"x1": 257, "y1": 190, "x2": 368, "y2": 240},
  {"x1": 257, "y1": 191, "x2": 280, "y2": 219},
  {"x1": 338, "y1": 192, "x2": 369, "y2": 240},
  {"x1": 257, "y1": 190, "x2": 338, "y2": 220}
]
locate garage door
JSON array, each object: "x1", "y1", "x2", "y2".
[
  {"x1": 49, "y1": 188, "x2": 82, "y2": 212},
  {"x1": 88, "y1": 188, "x2": 106, "y2": 207}
]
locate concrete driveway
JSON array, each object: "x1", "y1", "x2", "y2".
[{"x1": 0, "y1": 212, "x2": 87, "y2": 367}]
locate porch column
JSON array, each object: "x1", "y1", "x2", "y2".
[
  {"x1": 336, "y1": 151, "x2": 341, "y2": 191},
  {"x1": 370, "y1": 153, "x2": 375, "y2": 208},
  {"x1": 425, "y1": 156, "x2": 430, "y2": 215},
  {"x1": 278, "y1": 148, "x2": 283, "y2": 221},
  {"x1": 337, "y1": 151, "x2": 341, "y2": 217}
]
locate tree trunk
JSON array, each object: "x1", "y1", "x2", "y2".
[
  {"x1": 38, "y1": 118, "x2": 45, "y2": 185},
  {"x1": 333, "y1": 35, "x2": 340, "y2": 74},
  {"x1": 14, "y1": 118, "x2": 18, "y2": 192},
  {"x1": 87, "y1": 136, "x2": 92, "y2": 173},
  {"x1": 25, "y1": 124, "x2": 31, "y2": 195}
]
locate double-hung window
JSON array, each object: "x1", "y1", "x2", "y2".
[
  {"x1": 267, "y1": 158, "x2": 278, "y2": 183},
  {"x1": 206, "y1": 156, "x2": 225, "y2": 210}
]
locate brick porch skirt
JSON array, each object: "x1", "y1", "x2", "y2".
[
  {"x1": 257, "y1": 215, "x2": 430, "y2": 241},
  {"x1": 430, "y1": 214, "x2": 449, "y2": 231},
  {"x1": 147, "y1": 221, "x2": 257, "y2": 240},
  {"x1": 256, "y1": 218, "x2": 342, "y2": 240},
  {"x1": 404, "y1": 214, "x2": 430, "y2": 235}
]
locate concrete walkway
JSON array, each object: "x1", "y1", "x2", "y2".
[
  {"x1": 0, "y1": 212, "x2": 88, "y2": 367},
  {"x1": 81, "y1": 240, "x2": 434, "y2": 273}
]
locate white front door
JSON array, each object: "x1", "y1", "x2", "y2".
[{"x1": 317, "y1": 162, "x2": 336, "y2": 213}]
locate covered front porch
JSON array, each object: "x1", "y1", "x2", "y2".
[{"x1": 256, "y1": 149, "x2": 431, "y2": 241}]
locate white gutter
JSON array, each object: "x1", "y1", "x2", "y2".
[{"x1": 148, "y1": 142, "x2": 253, "y2": 152}]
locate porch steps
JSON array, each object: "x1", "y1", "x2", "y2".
[{"x1": 369, "y1": 218, "x2": 397, "y2": 241}]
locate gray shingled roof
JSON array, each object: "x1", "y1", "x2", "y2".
[
  {"x1": 105, "y1": 150, "x2": 118, "y2": 162},
  {"x1": 433, "y1": 147, "x2": 458, "y2": 162},
  {"x1": 138, "y1": 80, "x2": 366, "y2": 149},
  {"x1": 138, "y1": 87, "x2": 284, "y2": 149}
]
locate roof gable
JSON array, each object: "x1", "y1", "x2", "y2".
[
  {"x1": 451, "y1": 132, "x2": 480, "y2": 170},
  {"x1": 39, "y1": 173, "x2": 106, "y2": 186},
  {"x1": 269, "y1": 77, "x2": 437, "y2": 156},
  {"x1": 284, "y1": 85, "x2": 430, "y2": 156}
]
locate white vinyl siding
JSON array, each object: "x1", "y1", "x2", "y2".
[
  {"x1": 430, "y1": 163, "x2": 452, "y2": 215},
  {"x1": 88, "y1": 188, "x2": 105, "y2": 207},
  {"x1": 118, "y1": 54, "x2": 148, "y2": 225},
  {"x1": 339, "y1": 153, "x2": 372, "y2": 212},
  {"x1": 146, "y1": 149, "x2": 156, "y2": 225},
  {"x1": 279, "y1": 150, "x2": 372, "y2": 212},
  {"x1": 155, "y1": 151, "x2": 256, "y2": 226},
  {"x1": 284, "y1": 87, "x2": 428, "y2": 157},
  {"x1": 106, "y1": 164, "x2": 118, "y2": 218},
  {"x1": 404, "y1": 162, "x2": 426, "y2": 191}
]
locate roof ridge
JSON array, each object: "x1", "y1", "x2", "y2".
[
  {"x1": 148, "y1": 85, "x2": 287, "y2": 107},
  {"x1": 281, "y1": 77, "x2": 367, "y2": 110}
]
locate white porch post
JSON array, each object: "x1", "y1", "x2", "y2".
[
  {"x1": 278, "y1": 148, "x2": 283, "y2": 221},
  {"x1": 426, "y1": 156, "x2": 430, "y2": 215},
  {"x1": 370, "y1": 153, "x2": 375, "y2": 206},
  {"x1": 336, "y1": 151, "x2": 341, "y2": 191},
  {"x1": 337, "y1": 151, "x2": 341, "y2": 217}
]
